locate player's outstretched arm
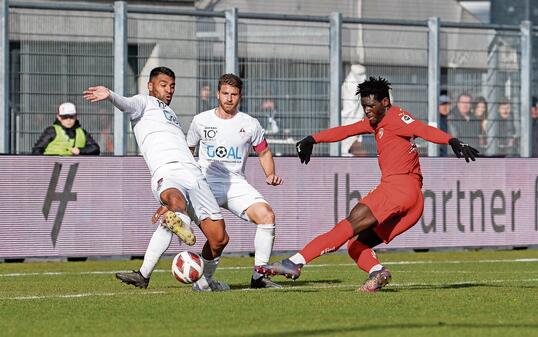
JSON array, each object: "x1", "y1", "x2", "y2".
[
  {"x1": 448, "y1": 138, "x2": 479, "y2": 163},
  {"x1": 83, "y1": 86, "x2": 111, "y2": 102},
  {"x1": 296, "y1": 136, "x2": 316, "y2": 164}
]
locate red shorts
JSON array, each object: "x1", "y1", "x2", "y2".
[{"x1": 360, "y1": 174, "x2": 424, "y2": 244}]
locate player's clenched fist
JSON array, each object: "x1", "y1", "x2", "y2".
[
  {"x1": 265, "y1": 174, "x2": 283, "y2": 186},
  {"x1": 296, "y1": 135, "x2": 316, "y2": 164}
]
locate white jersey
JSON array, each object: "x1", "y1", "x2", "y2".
[
  {"x1": 108, "y1": 91, "x2": 197, "y2": 175},
  {"x1": 187, "y1": 109, "x2": 265, "y2": 181}
]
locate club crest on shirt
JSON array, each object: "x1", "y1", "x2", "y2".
[
  {"x1": 377, "y1": 128, "x2": 384, "y2": 139},
  {"x1": 239, "y1": 127, "x2": 246, "y2": 137},
  {"x1": 401, "y1": 114, "x2": 414, "y2": 124}
]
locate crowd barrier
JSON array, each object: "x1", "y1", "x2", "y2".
[{"x1": 0, "y1": 156, "x2": 537, "y2": 259}]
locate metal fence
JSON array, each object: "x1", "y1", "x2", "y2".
[{"x1": 0, "y1": 1, "x2": 535, "y2": 157}]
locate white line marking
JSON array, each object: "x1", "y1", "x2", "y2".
[
  {"x1": 1, "y1": 258, "x2": 537, "y2": 278},
  {"x1": 3, "y1": 291, "x2": 166, "y2": 301}
]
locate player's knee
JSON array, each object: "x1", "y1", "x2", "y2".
[
  {"x1": 347, "y1": 203, "x2": 377, "y2": 234},
  {"x1": 356, "y1": 228, "x2": 383, "y2": 248},
  {"x1": 162, "y1": 191, "x2": 187, "y2": 212},
  {"x1": 249, "y1": 204, "x2": 275, "y2": 224}
]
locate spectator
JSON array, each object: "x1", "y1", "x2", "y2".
[
  {"x1": 532, "y1": 97, "x2": 538, "y2": 157},
  {"x1": 438, "y1": 93, "x2": 450, "y2": 156},
  {"x1": 95, "y1": 108, "x2": 114, "y2": 155},
  {"x1": 32, "y1": 102, "x2": 100, "y2": 156},
  {"x1": 496, "y1": 97, "x2": 517, "y2": 156},
  {"x1": 448, "y1": 93, "x2": 480, "y2": 149},
  {"x1": 473, "y1": 96, "x2": 488, "y2": 150},
  {"x1": 199, "y1": 83, "x2": 213, "y2": 112},
  {"x1": 260, "y1": 99, "x2": 280, "y2": 136}
]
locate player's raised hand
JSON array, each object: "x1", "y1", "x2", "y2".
[
  {"x1": 152, "y1": 205, "x2": 169, "y2": 224},
  {"x1": 266, "y1": 174, "x2": 283, "y2": 186},
  {"x1": 296, "y1": 135, "x2": 316, "y2": 164},
  {"x1": 448, "y1": 138, "x2": 479, "y2": 163},
  {"x1": 83, "y1": 86, "x2": 111, "y2": 102}
]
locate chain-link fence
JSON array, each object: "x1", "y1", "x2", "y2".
[{"x1": 1, "y1": 3, "x2": 534, "y2": 157}]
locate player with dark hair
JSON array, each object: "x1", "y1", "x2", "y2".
[
  {"x1": 256, "y1": 76, "x2": 479, "y2": 292},
  {"x1": 83, "y1": 66, "x2": 231, "y2": 292}
]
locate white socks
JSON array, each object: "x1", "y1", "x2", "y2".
[
  {"x1": 194, "y1": 256, "x2": 221, "y2": 289},
  {"x1": 202, "y1": 256, "x2": 221, "y2": 280},
  {"x1": 289, "y1": 253, "x2": 306, "y2": 265},
  {"x1": 139, "y1": 225, "x2": 173, "y2": 278},
  {"x1": 254, "y1": 224, "x2": 275, "y2": 266}
]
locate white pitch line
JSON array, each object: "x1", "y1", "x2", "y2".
[
  {"x1": 1, "y1": 258, "x2": 537, "y2": 278},
  {"x1": 3, "y1": 290, "x2": 166, "y2": 301},
  {"x1": 3, "y1": 278, "x2": 538, "y2": 300}
]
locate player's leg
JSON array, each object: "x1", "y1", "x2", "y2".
[
  {"x1": 244, "y1": 202, "x2": 280, "y2": 288},
  {"x1": 116, "y1": 166, "x2": 196, "y2": 288},
  {"x1": 256, "y1": 202, "x2": 378, "y2": 279},
  {"x1": 257, "y1": 180, "x2": 395, "y2": 280},
  {"x1": 225, "y1": 179, "x2": 280, "y2": 288},
  {"x1": 158, "y1": 188, "x2": 196, "y2": 245},
  {"x1": 355, "y1": 178, "x2": 424, "y2": 292},
  {"x1": 347, "y1": 227, "x2": 383, "y2": 274},
  {"x1": 347, "y1": 226, "x2": 392, "y2": 292},
  {"x1": 188, "y1": 176, "x2": 230, "y2": 292}
]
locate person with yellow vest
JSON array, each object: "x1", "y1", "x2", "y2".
[{"x1": 32, "y1": 102, "x2": 100, "y2": 156}]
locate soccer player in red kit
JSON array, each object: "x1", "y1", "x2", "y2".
[{"x1": 256, "y1": 77, "x2": 479, "y2": 292}]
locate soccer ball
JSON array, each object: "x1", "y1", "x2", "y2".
[{"x1": 171, "y1": 251, "x2": 204, "y2": 284}]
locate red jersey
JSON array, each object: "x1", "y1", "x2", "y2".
[{"x1": 313, "y1": 106, "x2": 451, "y2": 180}]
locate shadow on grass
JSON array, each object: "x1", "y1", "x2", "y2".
[
  {"x1": 228, "y1": 279, "x2": 343, "y2": 291},
  {"x1": 392, "y1": 282, "x2": 493, "y2": 291},
  {"x1": 240, "y1": 322, "x2": 538, "y2": 337}
]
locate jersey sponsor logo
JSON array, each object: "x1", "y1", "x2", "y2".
[
  {"x1": 203, "y1": 128, "x2": 217, "y2": 140},
  {"x1": 206, "y1": 145, "x2": 242, "y2": 160},
  {"x1": 401, "y1": 114, "x2": 414, "y2": 124},
  {"x1": 162, "y1": 109, "x2": 180, "y2": 127}
]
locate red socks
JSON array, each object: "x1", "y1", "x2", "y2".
[
  {"x1": 347, "y1": 238, "x2": 380, "y2": 273},
  {"x1": 299, "y1": 219, "x2": 354, "y2": 263}
]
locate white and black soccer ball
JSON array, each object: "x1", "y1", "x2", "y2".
[
  {"x1": 215, "y1": 146, "x2": 227, "y2": 158},
  {"x1": 171, "y1": 251, "x2": 204, "y2": 284}
]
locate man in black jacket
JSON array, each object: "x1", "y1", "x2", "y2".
[{"x1": 32, "y1": 102, "x2": 100, "y2": 155}]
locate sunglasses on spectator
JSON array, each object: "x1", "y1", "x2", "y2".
[{"x1": 59, "y1": 114, "x2": 76, "y2": 119}]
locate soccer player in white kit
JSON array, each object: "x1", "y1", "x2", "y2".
[
  {"x1": 83, "y1": 67, "x2": 231, "y2": 292},
  {"x1": 155, "y1": 73, "x2": 284, "y2": 288}
]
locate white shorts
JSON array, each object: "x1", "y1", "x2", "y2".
[
  {"x1": 151, "y1": 162, "x2": 223, "y2": 223},
  {"x1": 207, "y1": 177, "x2": 267, "y2": 221}
]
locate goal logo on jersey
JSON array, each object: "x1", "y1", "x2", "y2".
[{"x1": 206, "y1": 145, "x2": 242, "y2": 160}]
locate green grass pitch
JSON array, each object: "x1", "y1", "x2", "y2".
[{"x1": 1, "y1": 249, "x2": 538, "y2": 337}]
